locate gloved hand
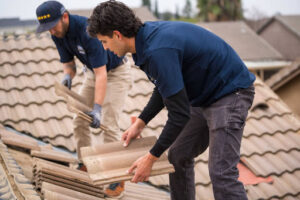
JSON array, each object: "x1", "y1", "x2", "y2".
[
  {"x1": 61, "y1": 74, "x2": 72, "y2": 90},
  {"x1": 86, "y1": 103, "x2": 102, "y2": 128}
]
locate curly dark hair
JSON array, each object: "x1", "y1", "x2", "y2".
[{"x1": 88, "y1": 0, "x2": 143, "y2": 38}]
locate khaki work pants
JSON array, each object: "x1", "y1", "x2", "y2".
[{"x1": 73, "y1": 60, "x2": 132, "y2": 161}]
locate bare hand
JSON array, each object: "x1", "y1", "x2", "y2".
[
  {"x1": 127, "y1": 152, "x2": 158, "y2": 183},
  {"x1": 122, "y1": 118, "x2": 146, "y2": 147}
]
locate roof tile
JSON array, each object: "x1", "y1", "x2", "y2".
[{"x1": 1, "y1": 26, "x2": 300, "y2": 199}]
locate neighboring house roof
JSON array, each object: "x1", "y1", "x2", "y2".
[
  {"x1": 258, "y1": 15, "x2": 300, "y2": 39},
  {"x1": 198, "y1": 21, "x2": 283, "y2": 62},
  {"x1": 70, "y1": 6, "x2": 157, "y2": 22},
  {"x1": 132, "y1": 6, "x2": 158, "y2": 22},
  {"x1": 0, "y1": 18, "x2": 37, "y2": 28},
  {"x1": 1, "y1": 31, "x2": 300, "y2": 199},
  {"x1": 266, "y1": 60, "x2": 300, "y2": 90},
  {"x1": 245, "y1": 18, "x2": 271, "y2": 33}
]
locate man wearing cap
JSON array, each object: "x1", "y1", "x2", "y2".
[
  {"x1": 36, "y1": 1, "x2": 131, "y2": 198},
  {"x1": 88, "y1": 1, "x2": 255, "y2": 200}
]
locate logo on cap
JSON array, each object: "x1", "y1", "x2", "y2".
[{"x1": 37, "y1": 14, "x2": 51, "y2": 21}]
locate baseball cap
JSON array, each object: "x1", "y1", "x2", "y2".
[{"x1": 36, "y1": 1, "x2": 66, "y2": 33}]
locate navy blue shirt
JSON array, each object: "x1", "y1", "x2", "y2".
[
  {"x1": 133, "y1": 21, "x2": 255, "y2": 107},
  {"x1": 52, "y1": 14, "x2": 122, "y2": 71}
]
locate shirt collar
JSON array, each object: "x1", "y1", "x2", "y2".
[
  {"x1": 66, "y1": 14, "x2": 77, "y2": 38},
  {"x1": 133, "y1": 24, "x2": 146, "y2": 66}
]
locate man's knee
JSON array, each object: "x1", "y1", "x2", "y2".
[
  {"x1": 168, "y1": 146, "x2": 194, "y2": 168},
  {"x1": 168, "y1": 147, "x2": 177, "y2": 165},
  {"x1": 73, "y1": 116, "x2": 90, "y2": 129}
]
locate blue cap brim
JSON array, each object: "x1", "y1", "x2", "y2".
[{"x1": 36, "y1": 18, "x2": 60, "y2": 33}]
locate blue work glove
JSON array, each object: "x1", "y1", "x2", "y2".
[
  {"x1": 86, "y1": 103, "x2": 102, "y2": 128},
  {"x1": 61, "y1": 74, "x2": 72, "y2": 90}
]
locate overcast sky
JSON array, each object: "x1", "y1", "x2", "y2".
[{"x1": 0, "y1": 0, "x2": 300, "y2": 20}]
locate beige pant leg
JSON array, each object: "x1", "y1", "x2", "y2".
[
  {"x1": 73, "y1": 69, "x2": 95, "y2": 161},
  {"x1": 101, "y1": 60, "x2": 132, "y2": 143}
]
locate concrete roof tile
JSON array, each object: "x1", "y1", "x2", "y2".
[{"x1": 1, "y1": 27, "x2": 300, "y2": 199}]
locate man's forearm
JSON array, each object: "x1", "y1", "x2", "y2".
[
  {"x1": 63, "y1": 61, "x2": 76, "y2": 78},
  {"x1": 138, "y1": 87, "x2": 165, "y2": 124},
  {"x1": 93, "y1": 66, "x2": 107, "y2": 105},
  {"x1": 150, "y1": 88, "x2": 190, "y2": 157}
]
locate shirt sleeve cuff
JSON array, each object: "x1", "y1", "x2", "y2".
[
  {"x1": 149, "y1": 141, "x2": 166, "y2": 158},
  {"x1": 138, "y1": 112, "x2": 152, "y2": 125}
]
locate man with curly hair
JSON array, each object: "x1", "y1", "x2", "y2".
[{"x1": 88, "y1": 1, "x2": 255, "y2": 200}]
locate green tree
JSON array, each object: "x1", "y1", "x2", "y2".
[
  {"x1": 183, "y1": 0, "x2": 192, "y2": 18},
  {"x1": 161, "y1": 11, "x2": 173, "y2": 21},
  {"x1": 197, "y1": 0, "x2": 243, "y2": 21},
  {"x1": 142, "y1": 0, "x2": 152, "y2": 11},
  {"x1": 175, "y1": 5, "x2": 180, "y2": 20},
  {"x1": 154, "y1": 0, "x2": 159, "y2": 18}
]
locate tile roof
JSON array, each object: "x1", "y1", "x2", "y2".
[
  {"x1": 198, "y1": 21, "x2": 283, "y2": 61},
  {"x1": 1, "y1": 29, "x2": 300, "y2": 199},
  {"x1": 0, "y1": 33, "x2": 101, "y2": 152},
  {"x1": 0, "y1": 137, "x2": 171, "y2": 200},
  {"x1": 266, "y1": 60, "x2": 300, "y2": 90},
  {"x1": 0, "y1": 124, "x2": 77, "y2": 165},
  {"x1": 0, "y1": 18, "x2": 37, "y2": 28},
  {"x1": 0, "y1": 139, "x2": 41, "y2": 200}
]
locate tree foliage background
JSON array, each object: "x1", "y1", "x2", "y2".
[
  {"x1": 142, "y1": 0, "x2": 152, "y2": 11},
  {"x1": 197, "y1": 0, "x2": 243, "y2": 21}
]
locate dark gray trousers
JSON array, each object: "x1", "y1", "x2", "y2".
[{"x1": 168, "y1": 86, "x2": 255, "y2": 200}]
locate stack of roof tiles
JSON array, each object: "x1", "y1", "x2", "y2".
[
  {"x1": 1, "y1": 28, "x2": 300, "y2": 199},
  {"x1": 32, "y1": 158, "x2": 105, "y2": 198},
  {"x1": 0, "y1": 138, "x2": 41, "y2": 200},
  {"x1": 81, "y1": 136, "x2": 174, "y2": 185}
]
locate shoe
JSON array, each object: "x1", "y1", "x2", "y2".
[
  {"x1": 105, "y1": 181, "x2": 125, "y2": 199},
  {"x1": 77, "y1": 163, "x2": 87, "y2": 172}
]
